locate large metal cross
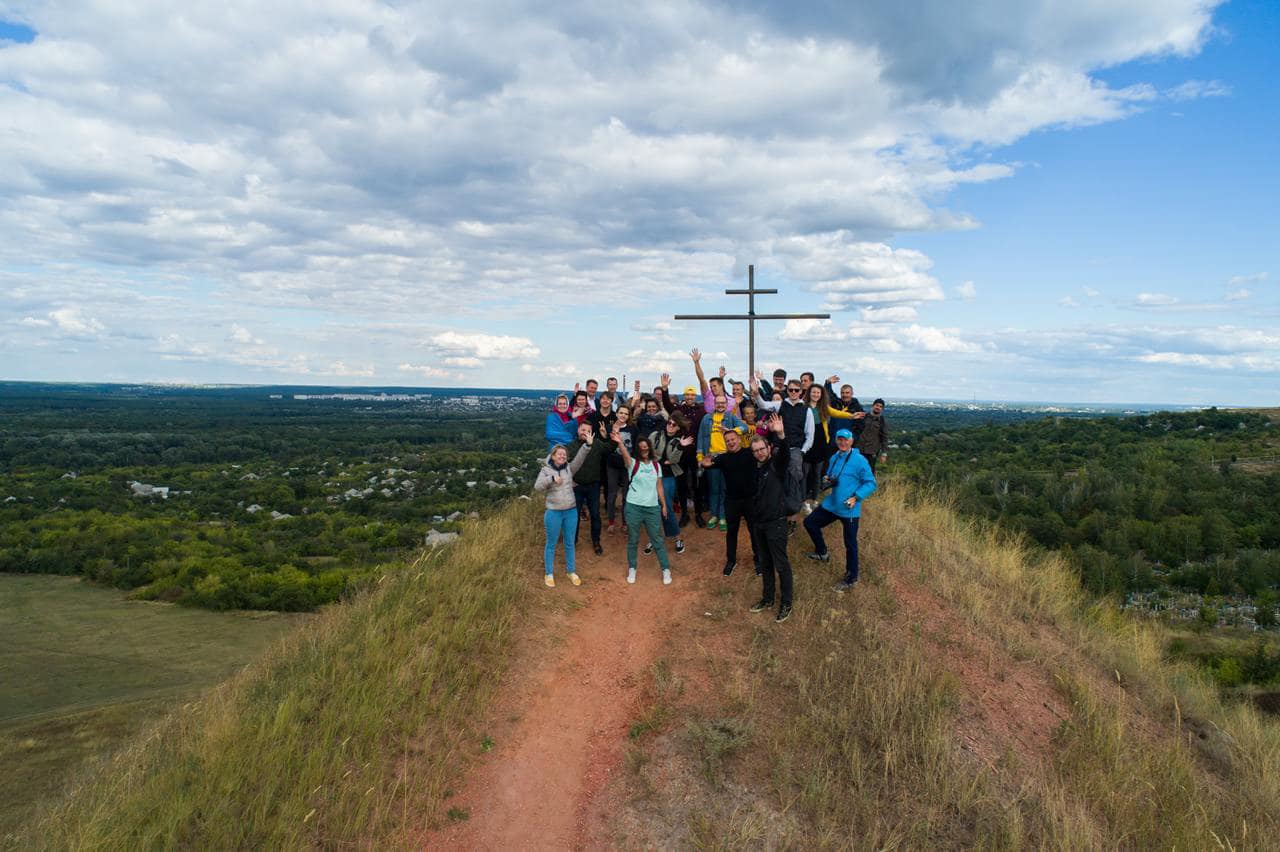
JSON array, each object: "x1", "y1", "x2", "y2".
[{"x1": 675, "y1": 265, "x2": 829, "y2": 382}]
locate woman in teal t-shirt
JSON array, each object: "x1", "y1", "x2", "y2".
[{"x1": 613, "y1": 430, "x2": 673, "y2": 586}]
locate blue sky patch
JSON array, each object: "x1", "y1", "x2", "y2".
[{"x1": 0, "y1": 20, "x2": 36, "y2": 43}]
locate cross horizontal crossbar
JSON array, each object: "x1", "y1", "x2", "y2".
[
  {"x1": 676, "y1": 263, "x2": 828, "y2": 380},
  {"x1": 674, "y1": 313, "x2": 830, "y2": 320}
]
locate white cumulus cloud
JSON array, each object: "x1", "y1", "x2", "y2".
[
  {"x1": 430, "y1": 331, "x2": 539, "y2": 360},
  {"x1": 773, "y1": 235, "x2": 944, "y2": 310},
  {"x1": 860, "y1": 306, "x2": 919, "y2": 323},
  {"x1": 520, "y1": 362, "x2": 579, "y2": 378},
  {"x1": 900, "y1": 324, "x2": 982, "y2": 353},
  {"x1": 398, "y1": 363, "x2": 462, "y2": 381},
  {"x1": 48, "y1": 307, "x2": 105, "y2": 337}
]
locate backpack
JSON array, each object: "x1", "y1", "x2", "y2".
[{"x1": 630, "y1": 459, "x2": 660, "y2": 479}]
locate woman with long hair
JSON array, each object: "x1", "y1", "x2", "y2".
[
  {"x1": 803, "y1": 383, "x2": 832, "y2": 509},
  {"x1": 648, "y1": 413, "x2": 690, "y2": 556},
  {"x1": 533, "y1": 442, "x2": 591, "y2": 587},
  {"x1": 614, "y1": 429, "x2": 673, "y2": 585},
  {"x1": 604, "y1": 403, "x2": 636, "y2": 533}
]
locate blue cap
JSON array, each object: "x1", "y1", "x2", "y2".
[{"x1": 834, "y1": 428, "x2": 853, "y2": 440}]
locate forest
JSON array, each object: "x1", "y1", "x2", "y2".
[
  {"x1": 899, "y1": 408, "x2": 1280, "y2": 598},
  {"x1": 0, "y1": 383, "x2": 546, "y2": 610},
  {"x1": 5, "y1": 382, "x2": 1271, "y2": 632},
  {"x1": 897, "y1": 407, "x2": 1280, "y2": 691}
]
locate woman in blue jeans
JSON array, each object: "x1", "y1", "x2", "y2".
[{"x1": 533, "y1": 442, "x2": 590, "y2": 587}]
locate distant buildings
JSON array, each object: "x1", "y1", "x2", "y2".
[
  {"x1": 1125, "y1": 590, "x2": 1276, "y2": 632},
  {"x1": 291, "y1": 392, "x2": 433, "y2": 401},
  {"x1": 130, "y1": 481, "x2": 170, "y2": 499}
]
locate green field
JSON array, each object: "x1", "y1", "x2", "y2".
[{"x1": 0, "y1": 574, "x2": 305, "y2": 838}]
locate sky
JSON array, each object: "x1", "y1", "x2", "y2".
[{"x1": 0, "y1": 1, "x2": 1276, "y2": 404}]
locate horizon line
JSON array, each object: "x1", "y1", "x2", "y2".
[{"x1": 0, "y1": 378, "x2": 1253, "y2": 411}]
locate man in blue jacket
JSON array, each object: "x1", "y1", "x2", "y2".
[{"x1": 803, "y1": 428, "x2": 877, "y2": 591}]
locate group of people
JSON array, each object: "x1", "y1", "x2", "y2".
[{"x1": 534, "y1": 349, "x2": 888, "y2": 623}]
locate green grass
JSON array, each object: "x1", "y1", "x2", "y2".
[
  {"x1": 9, "y1": 500, "x2": 539, "y2": 849},
  {"x1": 0, "y1": 574, "x2": 302, "y2": 838}
]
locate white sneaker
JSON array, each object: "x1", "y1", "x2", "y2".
[
  {"x1": 662, "y1": 569, "x2": 672, "y2": 585},
  {"x1": 627, "y1": 567, "x2": 637, "y2": 584}
]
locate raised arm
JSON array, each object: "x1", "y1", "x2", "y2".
[
  {"x1": 691, "y1": 348, "x2": 709, "y2": 396},
  {"x1": 824, "y1": 375, "x2": 841, "y2": 407},
  {"x1": 569, "y1": 441, "x2": 592, "y2": 475},
  {"x1": 613, "y1": 427, "x2": 633, "y2": 470},
  {"x1": 750, "y1": 371, "x2": 779, "y2": 411},
  {"x1": 767, "y1": 413, "x2": 790, "y2": 470},
  {"x1": 659, "y1": 373, "x2": 676, "y2": 413}
]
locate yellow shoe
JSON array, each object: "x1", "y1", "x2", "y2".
[
  {"x1": 544, "y1": 574, "x2": 555, "y2": 588},
  {"x1": 568, "y1": 572, "x2": 582, "y2": 586}
]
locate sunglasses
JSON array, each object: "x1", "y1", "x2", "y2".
[{"x1": 787, "y1": 387, "x2": 802, "y2": 393}]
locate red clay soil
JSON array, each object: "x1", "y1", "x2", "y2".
[
  {"x1": 418, "y1": 521, "x2": 730, "y2": 851},
  {"x1": 885, "y1": 574, "x2": 1071, "y2": 773},
  {"x1": 415, "y1": 505, "x2": 1138, "y2": 849}
]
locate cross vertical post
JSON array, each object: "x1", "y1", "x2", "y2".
[
  {"x1": 675, "y1": 264, "x2": 828, "y2": 382},
  {"x1": 747, "y1": 265, "x2": 755, "y2": 383}
]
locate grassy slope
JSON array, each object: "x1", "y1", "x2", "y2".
[
  {"x1": 15, "y1": 485, "x2": 1279, "y2": 848},
  {"x1": 0, "y1": 575, "x2": 302, "y2": 838},
  {"x1": 9, "y1": 501, "x2": 538, "y2": 850},
  {"x1": 619, "y1": 483, "x2": 1279, "y2": 848}
]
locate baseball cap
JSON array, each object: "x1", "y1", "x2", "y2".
[
  {"x1": 684, "y1": 386, "x2": 697, "y2": 394},
  {"x1": 835, "y1": 429, "x2": 853, "y2": 440}
]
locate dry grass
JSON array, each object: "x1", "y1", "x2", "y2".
[
  {"x1": 882, "y1": 483, "x2": 1279, "y2": 845},
  {"x1": 634, "y1": 480, "x2": 1280, "y2": 848},
  {"x1": 10, "y1": 501, "x2": 539, "y2": 850},
  {"x1": 14, "y1": 483, "x2": 1279, "y2": 849}
]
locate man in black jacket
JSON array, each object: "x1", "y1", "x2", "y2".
[
  {"x1": 748, "y1": 415, "x2": 794, "y2": 623},
  {"x1": 857, "y1": 399, "x2": 889, "y2": 473},
  {"x1": 567, "y1": 420, "x2": 615, "y2": 555},
  {"x1": 700, "y1": 428, "x2": 759, "y2": 576}
]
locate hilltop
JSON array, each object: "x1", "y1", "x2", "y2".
[{"x1": 12, "y1": 482, "x2": 1278, "y2": 849}]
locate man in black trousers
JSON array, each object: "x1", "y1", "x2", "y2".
[
  {"x1": 699, "y1": 427, "x2": 759, "y2": 576},
  {"x1": 566, "y1": 420, "x2": 614, "y2": 556},
  {"x1": 748, "y1": 414, "x2": 794, "y2": 623}
]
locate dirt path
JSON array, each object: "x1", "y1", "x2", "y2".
[{"x1": 420, "y1": 521, "x2": 729, "y2": 851}]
